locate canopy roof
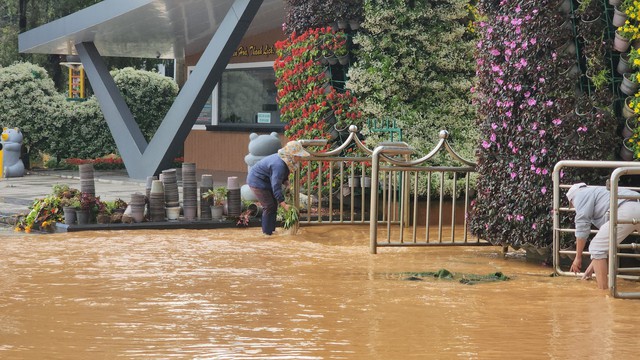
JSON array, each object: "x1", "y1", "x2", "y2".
[{"x1": 18, "y1": 0, "x2": 284, "y2": 59}]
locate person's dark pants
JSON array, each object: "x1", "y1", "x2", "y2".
[{"x1": 250, "y1": 187, "x2": 278, "y2": 235}]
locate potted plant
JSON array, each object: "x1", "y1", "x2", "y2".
[
  {"x1": 614, "y1": 21, "x2": 635, "y2": 52},
  {"x1": 97, "y1": 200, "x2": 115, "y2": 224},
  {"x1": 333, "y1": 32, "x2": 349, "y2": 65},
  {"x1": 203, "y1": 186, "x2": 227, "y2": 220},
  {"x1": 77, "y1": 192, "x2": 101, "y2": 225},
  {"x1": 621, "y1": 71, "x2": 640, "y2": 95},
  {"x1": 60, "y1": 196, "x2": 80, "y2": 225}
]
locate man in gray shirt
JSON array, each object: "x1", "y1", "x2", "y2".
[{"x1": 567, "y1": 182, "x2": 640, "y2": 289}]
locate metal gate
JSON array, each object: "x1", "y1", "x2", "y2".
[
  {"x1": 292, "y1": 127, "x2": 485, "y2": 253},
  {"x1": 552, "y1": 160, "x2": 640, "y2": 298}
]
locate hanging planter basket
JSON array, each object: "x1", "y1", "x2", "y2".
[
  {"x1": 624, "y1": 96, "x2": 638, "y2": 119},
  {"x1": 618, "y1": 52, "x2": 631, "y2": 75},
  {"x1": 621, "y1": 139, "x2": 636, "y2": 161},
  {"x1": 620, "y1": 73, "x2": 639, "y2": 96},
  {"x1": 613, "y1": 7, "x2": 628, "y2": 27},
  {"x1": 614, "y1": 31, "x2": 632, "y2": 52}
]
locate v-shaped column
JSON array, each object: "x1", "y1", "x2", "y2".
[{"x1": 76, "y1": 0, "x2": 264, "y2": 179}]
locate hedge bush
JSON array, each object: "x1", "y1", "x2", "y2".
[
  {"x1": 0, "y1": 62, "x2": 66, "y2": 161},
  {"x1": 0, "y1": 63, "x2": 178, "y2": 164}
]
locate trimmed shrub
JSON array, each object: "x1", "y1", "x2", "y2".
[
  {"x1": 0, "y1": 63, "x2": 179, "y2": 164},
  {"x1": 110, "y1": 67, "x2": 179, "y2": 142},
  {"x1": 0, "y1": 62, "x2": 65, "y2": 161}
]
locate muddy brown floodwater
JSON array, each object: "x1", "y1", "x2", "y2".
[{"x1": 0, "y1": 225, "x2": 639, "y2": 359}]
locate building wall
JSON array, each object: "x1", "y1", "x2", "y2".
[
  {"x1": 183, "y1": 28, "x2": 285, "y2": 176},
  {"x1": 184, "y1": 130, "x2": 285, "y2": 174}
]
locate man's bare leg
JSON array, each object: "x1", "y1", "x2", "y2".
[{"x1": 592, "y1": 258, "x2": 608, "y2": 290}]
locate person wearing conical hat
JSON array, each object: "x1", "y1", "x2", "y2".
[
  {"x1": 247, "y1": 140, "x2": 310, "y2": 235},
  {"x1": 566, "y1": 182, "x2": 640, "y2": 289}
]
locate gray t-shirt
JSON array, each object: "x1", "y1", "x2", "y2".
[{"x1": 573, "y1": 186, "x2": 640, "y2": 239}]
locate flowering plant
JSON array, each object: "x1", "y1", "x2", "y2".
[
  {"x1": 275, "y1": 27, "x2": 363, "y2": 194},
  {"x1": 628, "y1": 93, "x2": 640, "y2": 114},
  {"x1": 630, "y1": 47, "x2": 640, "y2": 69},
  {"x1": 618, "y1": 20, "x2": 639, "y2": 40}
]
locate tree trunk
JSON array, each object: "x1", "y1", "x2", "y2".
[{"x1": 18, "y1": 0, "x2": 28, "y2": 32}]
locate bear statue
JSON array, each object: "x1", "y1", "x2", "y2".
[
  {"x1": 1, "y1": 127, "x2": 25, "y2": 178},
  {"x1": 241, "y1": 132, "x2": 282, "y2": 201}
]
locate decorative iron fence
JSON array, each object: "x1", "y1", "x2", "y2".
[{"x1": 293, "y1": 127, "x2": 485, "y2": 253}]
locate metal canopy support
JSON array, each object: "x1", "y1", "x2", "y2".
[{"x1": 76, "y1": 0, "x2": 264, "y2": 179}]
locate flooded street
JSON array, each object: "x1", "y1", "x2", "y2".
[{"x1": 0, "y1": 225, "x2": 638, "y2": 359}]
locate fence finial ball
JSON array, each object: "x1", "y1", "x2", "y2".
[
  {"x1": 439, "y1": 130, "x2": 449, "y2": 139},
  {"x1": 349, "y1": 125, "x2": 358, "y2": 133}
]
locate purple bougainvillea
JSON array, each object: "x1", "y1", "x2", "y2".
[{"x1": 470, "y1": 0, "x2": 617, "y2": 248}]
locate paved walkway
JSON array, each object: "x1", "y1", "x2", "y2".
[{"x1": 0, "y1": 168, "x2": 246, "y2": 225}]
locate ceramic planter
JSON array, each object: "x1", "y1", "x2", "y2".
[
  {"x1": 620, "y1": 73, "x2": 639, "y2": 96},
  {"x1": 76, "y1": 208, "x2": 91, "y2": 225},
  {"x1": 623, "y1": 117, "x2": 638, "y2": 138},
  {"x1": 211, "y1": 205, "x2": 224, "y2": 220},
  {"x1": 614, "y1": 31, "x2": 631, "y2": 53},
  {"x1": 348, "y1": 175, "x2": 361, "y2": 188},
  {"x1": 361, "y1": 176, "x2": 372, "y2": 188},
  {"x1": 63, "y1": 207, "x2": 77, "y2": 225},
  {"x1": 621, "y1": 139, "x2": 635, "y2": 161},
  {"x1": 337, "y1": 54, "x2": 350, "y2": 66},
  {"x1": 613, "y1": 7, "x2": 628, "y2": 27},
  {"x1": 624, "y1": 97, "x2": 637, "y2": 119},
  {"x1": 618, "y1": 52, "x2": 631, "y2": 75},
  {"x1": 166, "y1": 206, "x2": 180, "y2": 220}
]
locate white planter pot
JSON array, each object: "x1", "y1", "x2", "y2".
[
  {"x1": 211, "y1": 205, "x2": 224, "y2": 220},
  {"x1": 165, "y1": 206, "x2": 180, "y2": 220}
]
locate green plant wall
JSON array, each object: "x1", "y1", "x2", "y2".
[{"x1": 346, "y1": 0, "x2": 479, "y2": 196}]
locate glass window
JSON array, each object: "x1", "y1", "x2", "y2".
[{"x1": 218, "y1": 67, "x2": 280, "y2": 125}]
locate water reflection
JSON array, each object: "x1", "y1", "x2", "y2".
[{"x1": 0, "y1": 225, "x2": 638, "y2": 359}]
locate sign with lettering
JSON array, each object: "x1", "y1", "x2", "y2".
[
  {"x1": 256, "y1": 112, "x2": 271, "y2": 124},
  {"x1": 233, "y1": 44, "x2": 276, "y2": 58}
]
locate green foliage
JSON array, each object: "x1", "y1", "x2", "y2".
[
  {"x1": 470, "y1": 1, "x2": 616, "y2": 249},
  {"x1": 203, "y1": 186, "x2": 228, "y2": 206},
  {"x1": 0, "y1": 63, "x2": 178, "y2": 162},
  {"x1": 284, "y1": 0, "x2": 363, "y2": 35},
  {"x1": 0, "y1": 62, "x2": 65, "y2": 158},
  {"x1": 277, "y1": 204, "x2": 299, "y2": 230},
  {"x1": 347, "y1": 0, "x2": 478, "y2": 196},
  {"x1": 110, "y1": 67, "x2": 179, "y2": 142}
]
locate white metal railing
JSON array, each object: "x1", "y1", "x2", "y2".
[
  {"x1": 367, "y1": 130, "x2": 485, "y2": 253},
  {"x1": 552, "y1": 160, "x2": 640, "y2": 298}
]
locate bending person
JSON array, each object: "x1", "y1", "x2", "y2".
[
  {"x1": 247, "y1": 141, "x2": 310, "y2": 235},
  {"x1": 567, "y1": 182, "x2": 640, "y2": 289}
]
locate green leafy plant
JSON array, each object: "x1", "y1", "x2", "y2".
[
  {"x1": 203, "y1": 186, "x2": 227, "y2": 206},
  {"x1": 277, "y1": 204, "x2": 300, "y2": 231},
  {"x1": 347, "y1": 0, "x2": 478, "y2": 197},
  {"x1": 589, "y1": 69, "x2": 610, "y2": 91}
]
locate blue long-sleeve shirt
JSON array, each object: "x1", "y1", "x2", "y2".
[{"x1": 246, "y1": 153, "x2": 290, "y2": 203}]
